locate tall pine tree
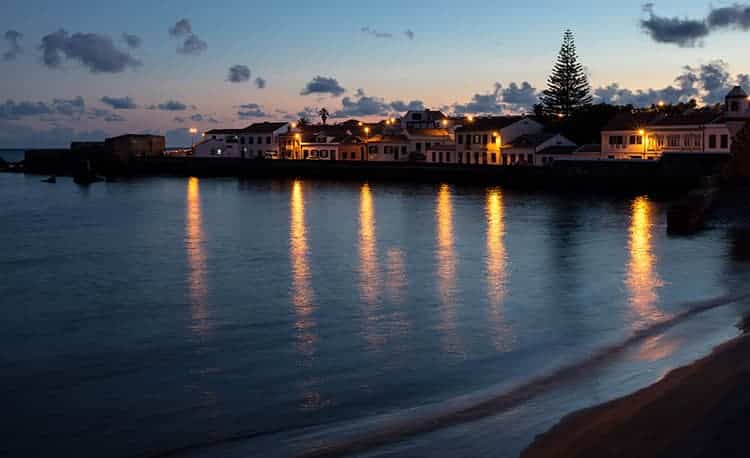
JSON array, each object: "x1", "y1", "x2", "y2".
[{"x1": 541, "y1": 29, "x2": 592, "y2": 117}]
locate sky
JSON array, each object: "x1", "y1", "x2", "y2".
[{"x1": 0, "y1": 0, "x2": 749, "y2": 147}]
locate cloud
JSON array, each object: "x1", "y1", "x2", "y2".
[
  {"x1": 103, "y1": 112, "x2": 125, "y2": 122},
  {"x1": 40, "y1": 29, "x2": 141, "y2": 73},
  {"x1": 706, "y1": 4, "x2": 750, "y2": 30},
  {"x1": 404, "y1": 29, "x2": 415, "y2": 40},
  {"x1": 3, "y1": 30, "x2": 23, "y2": 61},
  {"x1": 190, "y1": 113, "x2": 218, "y2": 123},
  {"x1": 237, "y1": 103, "x2": 268, "y2": 119},
  {"x1": 641, "y1": 3, "x2": 750, "y2": 47},
  {"x1": 255, "y1": 77, "x2": 266, "y2": 89},
  {"x1": 227, "y1": 64, "x2": 251, "y2": 83},
  {"x1": 0, "y1": 122, "x2": 108, "y2": 148},
  {"x1": 100, "y1": 96, "x2": 137, "y2": 109},
  {"x1": 451, "y1": 81, "x2": 540, "y2": 115},
  {"x1": 169, "y1": 19, "x2": 207, "y2": 55},
  {"x1": 301, "y1": 76, "x2": 346, "y2": 96},
  {"x1": 0, "y1": 97, "x2": 86, "y2": 120},
  {"x1": 361, "y1": 26, "x2": 393, "y2": 39},
  {"x1": 593, "y1": 60, "x2": 745, "y2": 106},
  {"x1": 178, "y1": 34, "x2": 207, "y2": 55},
  {"x1": 333, "y1": 89, "x2": 391, "y2": 118},
  {"x1": 391, "y1": 99, "x2": 426, "y2": 112},
  {"x1": 122, "y1": 33, "x2": 141, "y2": 49},
  {"x1": 297, "y1": 106, "x2": 319, "y2": 120},
  {"x1": 148, "y1": 100, "x2": 188, "y2": 111},
  {"x1": 169, "y1": 19, "x2": 192, "y2": 37}
]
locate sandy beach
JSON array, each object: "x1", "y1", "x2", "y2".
[{"x1": 522, "y1": 331, "x2": 750, "y2": 458}]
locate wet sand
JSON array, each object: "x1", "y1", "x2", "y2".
[{"x1": 522, "y1": 333, "x2": 750, "y2": 458}]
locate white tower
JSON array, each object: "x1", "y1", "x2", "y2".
[{"x1": 725, "y1": 86, "x2": 750, "y2": 118}]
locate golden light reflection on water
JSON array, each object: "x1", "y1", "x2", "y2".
[
  {"x1": 386, "y1": 247, "x2": 407, "y2": 304},
  {"x1": 485, "y1": 189, "x2": 514, "y2": 352},
  {"x1": 186, "y1": 177, "x2": 211, "y2": 336},
  {"x1": 626, "y1": 196, "x2": 666, "y2": 329},
  {"x1": 290, "y1": 180, "x2": 317, "y2": 357},
  {"x1": 359, "y1": 184, "x2": 381, "y2": 306},
  {"x1": 436, "y1": 184, "x2": 462, "y2": 355}
]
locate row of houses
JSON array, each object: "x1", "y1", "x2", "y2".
[{"x1": 194, "y1": 86, "x2": 750, "y2": 166}]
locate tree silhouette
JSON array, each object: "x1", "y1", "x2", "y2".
[
  {"x1": 541, "y1": 29, "x2": 592, "y2": 117},
  {"x1": 318, "y1": 108, "x2": 330, "y2": 125},
  {"x1": 298, "y1": 116, "x2": 310, "y2": 127}
]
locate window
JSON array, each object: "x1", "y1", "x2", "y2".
[
  {"x1": 321, "y1": 150, "x2": 329, "y2": 158},
  {"x1": 667, "y1": 135, "x2": 680, "y2": 147},
  {"x1": 655, "y1": 135, "x2": 665, "y2": 148},
  {"x1": 527, "y1": 153, "x2": 533, "y2": 163},
  {"x1": 416, "y1": 143, "x2": 422, "y2": 152},
  {"x1": 709, "y1": 134, "x2": 717, "y2": 149},
  {"x1": 432, "y1": 151, "x2": 436, "y2": 162},
  {"x1": 446, "y1": 152, "x2": 451, "y2": 162},
  {"x1": 303, "y1": 149, "x2": 309, "y2": 158},
  {"x1": 629, "y1": 135, "x2": 642, "y2": 145},
  {"x1": 482, "y1": 134, "x2": 488, "y2": 144},
  {"x1": 721, "y1": 134, "x2": 729, "y2": 149},
  {"x1": 426, "y1": 142, "x2": 432, "y2": 150},
  {"x1": 466, "y1": 135, "x2": 472, "y2": 145},
  {"x1": 458, "y1": 135, "x2": 464, "y2": 144},
  {"x1": 491, "y1": 153, "x2": 497, "y2": 163},
  {"x1": 458, "y1": 152, "x2": 463, "y2": 162},
  {"x1": 731, "y1": 101, "x2": 739, "y2": 112},
  {"x1": 482, "y1": 152, "x2": 488, "y2": 164},
  {"x1": 249, "y1": 137, "x2": 254, "y2": 144},
  {"x1": 401, "y1": 146, "x2": 407, "y2": 155},
  {"x1": 342, "y1": 152, "x2": 347, "y2": 160},
  {"x1": 226, "y1": 136, "x2": 239, "y2": 143},
  {"x1": 266, "y1": 136, "x2": 272, "y2": 144},
  {"x1": 240, "y1": 137, "x2": 246, "y2": 144},
  {"x1": 474, "y1": 152, "x2": 479, "y2": 163},
  {"x1": 608, "y1": 135, "x2": 624, "y2": 146},
  {"x1": 502, "y1": 155, "x2": 508, "y2": 165},
  {"x1": 384, "y1": 146, "x2": 394, "y2": 154},
  {"x1": 369, "y1": 145, "x2": 378, "y2": 154},
  {"x1": 510, "y1": 154, "x2": 516, "y2": 164},
  {"x1": 412, "y1": 113, "x2": 423, "y2": 121},
  {"x1": 439, "y1": 151, "x2": 444, "y2": 162},
  {"x1": 473, "y1": 135, "x2": 482, "y2": 144}
]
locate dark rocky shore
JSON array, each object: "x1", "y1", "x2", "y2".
[{"x1": 522, "y1": 332, "x2": 750, "y2": 458}]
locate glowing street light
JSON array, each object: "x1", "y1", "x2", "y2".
[
  {"x1": 657, "y1": 101, "x2": 666, "y2": 108},
  {"x1": 442, "y1": 119, "x2": 449, "y2": 127},
  {"x1": 467, "y1": 115, "x2": 474, "y2": 122},
  {"x1": 291, "y1": 122, "x2": 298, "y2": 129}
]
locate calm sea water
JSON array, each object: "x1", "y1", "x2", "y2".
[
  {"x1": 0, "y1": 149, "x2": 24, "y2": 163},
  {"x1": 1, "y1": 172, "x2": 749, "y2": 457}
]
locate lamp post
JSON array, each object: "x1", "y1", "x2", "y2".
[
  {"x1": 638, "y1": 129, "x2": 646, "y2": 158},
  {"x1": 294, "y1": 133, "x2": 301, "y2": 160},
  {"x1": 189, "y1": 127, "x2": 198, "y2": 153},
  {"x1": 364, "y1": 126, "x2": 370, "y2": 161}
]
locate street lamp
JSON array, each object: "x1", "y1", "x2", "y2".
[
  {"x1": 189, "y1": 127, "x2": 198, "y2": 152},
  {"x1": 638, "y1": 129, "x2": 646, "y2": 157},
  {"x1": 294, "y1": 133, "x2": 301, "y2": 160},
  {"x1": 363, "y1": 127, "x2": 370, "y2": 161}
]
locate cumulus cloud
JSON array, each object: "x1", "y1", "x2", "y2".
[
  {"x1": 169, "y1": 19, "x2": 207, "y2": 55},
  {"x1": 227, "y1": 64, "x2": 251, "y2": 83},
  {"x1": 594, "y1": 60, "x2": 746, "y2": 106},
  {"x1": 641, "y1": 3, "x2": 750, "y2": 47},
  {"x1": 3, "y1": 30, "x2": 23, "y2": 61},
  {"x1": 255, "y1": 77, "x2": 266, "y2": 89},
  {"x1": 100, "y1": 96, "x2": 137, "y2": 109},
  {"x1": 40, "y1": 29, "x2": 141, "y2": 73},
  {"x1": 451, "y1": 82, "x2": 539, "y2": 115},
  {"x1": 301, "y1": 76, "x2": 346, "y2": 97},
  {"x1": 333, "y1": 89, "x2": 391, "y2": 118},
  {"x1": 404, "y1": 29, "x2": 415, "y2": 40},
  {"x1": 122, "y1": 33, "x2": 141, "y2": 49},
  {"x1": 391, "y1": 99, "x2": 426, "y2": 112},
  {"x1": 361, "y1": 26, "x2": 393, "y2": 39},
  {"x1": 89, "y1": 109, "x2": 125, "y2": 122},
  {"x1": 0, "y1": 96, "x2": 86, "y2": 120},
  {"x1": 190, "y1": 113, "x2": 218, "y2": 123},
  {"x1": 148, "y1": 100, "x2": 189, "y2": 111},
  {"x1": 237, "y1": 103, "x2": 268, "y2": 119}
]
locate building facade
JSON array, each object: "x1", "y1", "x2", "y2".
[{"x1": 195, "y1": 122, "x2": 289, "y2": 159}]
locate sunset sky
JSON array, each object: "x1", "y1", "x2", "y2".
[{"x1": 1, "y1": 0, "x2": 748, "y2": 147}]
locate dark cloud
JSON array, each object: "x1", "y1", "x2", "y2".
[
  {"x1": 301, "y1": 76, "x2": 346, "y2": 97},
  {"x1": 169, "y1": 19, "x2": 207, "y2": 55},
  {"x1": 227, "y1": 65, "x2": 251, "y2": 83},
  {"x1": 641, "y1": 3, "x2": 750, "y2": 47},
  {"x1": 297, "y1": 106, "x2": 318, "y2": 120},
  {"x1": 333, "y1": 89, "x2": 391, "y2": 118},
  {"x1": 0, "y1": 97, "x2": 86, "y2": 120},
  {"x1": 169, "y1": 19, "x2": 192, "y2": 38},
  {"x1": 122, "y1": 33, "x2": 141, "y2": 49},
  {"x1": 148, "y1": 100, "x2": 188, "y2": 111},
  {"x1": 189, "y1": 113, "x2": 219, "y2": 123},
  {"x1": 100, "y1": 96, "x2": 137, "y2": 109},
  {"x1": 174, "y1": 116, "x2": 185, "y2": 123},
  {"x1": 594, "y1": 60, "x2": 745, "y2": 106},
  {"x1": 178, "y1": 34, "x2": 207, "y2": 55},
  {"x1": 361, "y1": 26, "x2": 393, "y2": 39},
  {"x1": 3, "y1": 30, "x2": 23, "y2": 61},
  {"x1": 237, "y1": 103, "x2": 268, "y2": 119},
  {"x1": 706, "y1": 4, "x2": 750, "y2": 30},
  {"x1": 391, "y1": 100, "x2": 426, "y2": 112},
  {"x1": 104, "y1": 112, "x2": 125, "y2": 122},
  {"x1": 451, "y1": 82, "x2": 539, "y2": 114},
  {"x1": 0, "y1": 122, "x2": 108, "y2": 148},
  {"x1": 404, "y1": 29, "x2": 415, "y2": 40},
  {"x1": 255, "y1": 77, "x2": 266, "y2": 89},
  {"x1": 40, "y1": 29, "x2": 141, "y2": 73}
]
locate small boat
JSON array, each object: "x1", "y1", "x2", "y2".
[{"x1": 41, "y1": 176, "x2": 57, "y2": 183}]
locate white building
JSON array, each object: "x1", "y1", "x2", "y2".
[
  {"x1": 505, "y1": 132, "x2": 577, "y2": 166},
  {"x1": 453, "y1": 116, "x2": 545, "y2": 165},
  {"x1": 195, "y1": 122, "x2": 289, "y2": 159}
]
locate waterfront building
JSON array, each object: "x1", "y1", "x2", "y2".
[
  {"x1": 453, "y1": 116, "x2": 544, "y2": 165},
  {"x1": 401, "y1": 109, "x2": 449, "y2": 129},
  {"x1": 195, "y1": 122, "x2": 289, "y2": 158},
  {"x1": 407, "y1": 128, "x2": 454, "y2": 161},
  {"x1": 365, "y1": 134, "x2": 411, "y2": 162},
  {"x1": 505, "y1": 132, "x2": 577, "y2": 166}
]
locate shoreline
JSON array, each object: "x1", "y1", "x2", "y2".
[{"x1": 521, "y1": 328, "x2": 750, "y2": 458}]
